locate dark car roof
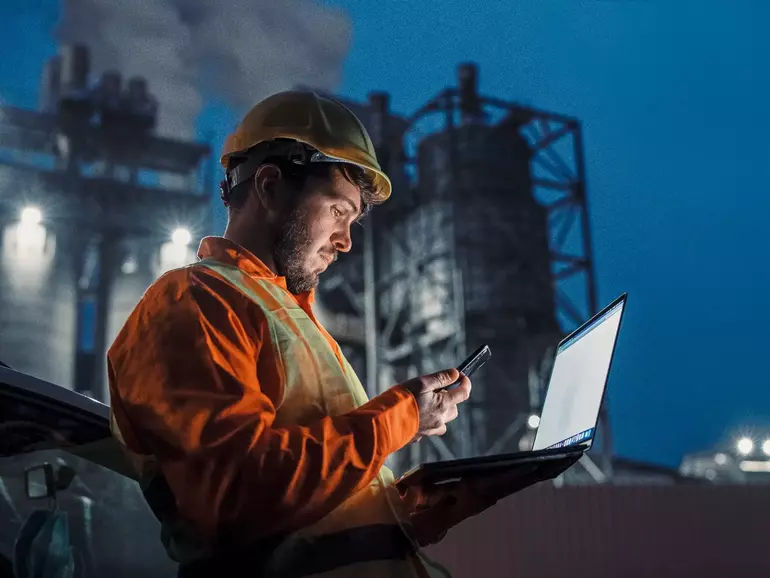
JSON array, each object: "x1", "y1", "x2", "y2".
[
  {"x1": 0, "y1": 365, "x2": 139, "y2": 480},
  {"x1": 0, "y1": 365, "x2": 109, "y2": 423}
]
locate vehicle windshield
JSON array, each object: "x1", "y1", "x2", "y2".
[{"x1": 0, "y1": 381, "x2": 177, "y2": 577}]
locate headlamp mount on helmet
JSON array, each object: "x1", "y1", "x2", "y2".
[{"x1": 219, "y1": 138, "x2": 362, "y2": 207}]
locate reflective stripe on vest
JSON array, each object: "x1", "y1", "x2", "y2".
[{"x1": 189, "y1": 259, "x2": 450, "y2": 578}]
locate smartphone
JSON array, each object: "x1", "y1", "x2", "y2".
[{"x1": 442, "y1": 344, "x2": 492, "y2": 390}]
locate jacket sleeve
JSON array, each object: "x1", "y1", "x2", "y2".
[{"x1": 107, "y1": 268, "x2": 419, "y2": 541}]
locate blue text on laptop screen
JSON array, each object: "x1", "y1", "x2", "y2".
[{"x1": 532, "y1": 300, "x2": 624, "y2": 451}]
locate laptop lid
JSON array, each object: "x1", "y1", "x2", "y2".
[{"x1": 531, "y1": 294, "x2": 627, "y2": 452}]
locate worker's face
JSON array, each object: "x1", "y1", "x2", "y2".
[{"x1": 273, "y1": 167, "x2": 361, "y2": 294}]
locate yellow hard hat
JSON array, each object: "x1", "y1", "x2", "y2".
[{"x1": 221, "y1": 90, "x2": 391, "y2": 203}]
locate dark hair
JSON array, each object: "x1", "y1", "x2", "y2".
[{"x1": 224, "y1": 152, "x2": 377, "y2": 220}]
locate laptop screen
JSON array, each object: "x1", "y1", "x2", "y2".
[{"x1": 532, "y1": 298, "x2": 625, "y2": 451}]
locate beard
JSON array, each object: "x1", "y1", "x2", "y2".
[{"x1": 273, "y1": 205, "x2": 318, "y2": 295}]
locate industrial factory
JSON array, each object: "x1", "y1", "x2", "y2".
[
  {"x1": 0, "y1": 44, "x2": 210, "y2": 400},
  {"x1": 0, "y1": 43, "x2": 607, "y2": 480},
  {"x1": 0, "y1": 42, "x2": 769, "y2": 577},
  {"x1": 308, "y1": 68, "x2": 608, "y2": 479},
  {"x1": 2, "y1": 42, "x2": 769, "y2": 482}
]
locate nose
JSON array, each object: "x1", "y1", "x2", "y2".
[{"x1": 331, "y1": 225, "x2": 353, "y2": 253}]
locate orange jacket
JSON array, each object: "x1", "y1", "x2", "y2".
[{"x1": 107, "y1": 237, "x2": 421, "y2": 550}]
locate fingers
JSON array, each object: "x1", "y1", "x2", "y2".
[
  {"x1": 417, "y1": 399, "x2": 459, "y2": 441},
  {"x1": 420, "y1": 368, "x2": 460, "y2": 392},
  {"x1": 445, "y1": 401, "x2": 459, "y2": 423},
  {"x1": 423, "y1": 423, "x2": 447, "y2": 437},
  {"x1": 411, "y1": 368, "x2": 473, "y2": 441},
  {"x1": 442, "y1": 374, "x2": 471, "y2": 404}
]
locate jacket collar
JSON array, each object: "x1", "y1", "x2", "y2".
[{"x1": 197, "y1": 236, "x2": 316, "y2": 304}]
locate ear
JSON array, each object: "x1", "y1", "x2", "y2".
[{"x1": 253, "y1": 164, "x2": 283, "y2": 212}]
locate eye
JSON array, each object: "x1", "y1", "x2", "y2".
[{"x1": 331, "y1": 206, "x2": 344, "y2": 218}]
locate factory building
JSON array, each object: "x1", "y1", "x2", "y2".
[
  {"x1": 680, "y1": 425, "x2": 770, "y2": 484},
  {"x1": 0, "y1": 44, "x2": 210, "y2": 399},
  {"x1": 2, "y1": 43, "x2": 769, "y2": 578},
  {"x1": 314, "y1": 64, "x2": 605, "y2": 477},
  {"x1": 2, "y1": 45, "x2": 601, "y2": 479}
]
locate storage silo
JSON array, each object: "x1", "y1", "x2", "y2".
[
  {"x1": 0, "y1": 211, "x2": 78, "y2": 389},
  {"x1": 408, "y1": 72, "x2": 561, "y2": 452}
]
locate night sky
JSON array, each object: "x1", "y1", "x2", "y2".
[{"x1": 0, "y1": 0, "x2": 768, "y2": 467}]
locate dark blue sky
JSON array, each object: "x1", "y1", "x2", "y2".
[{"x1": 1, "y1": 0, "x2": 768, "y2": 467}]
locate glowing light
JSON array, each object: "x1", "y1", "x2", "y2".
[
  {"x1": 13, "y1": 206, "x2": 47, "y2": 258},
  {"x1": 714, "y1": 453, "x2": 728, "y2": 466},
  {"x1": 172, "y1": 228, "x2": 191, "y2": 247},
  {"x1": 736, "y1": 437, "x2": 754, "y2": 456},
  {"x1": 121, "y1": 257, "x2": 138, "y2": 275},
  {"x1": 739, "y1": 460, "x2": 770, "y2": 473},
  {"x1": 763, "y1": 440, "x2": 770, "y2": 457},
  {"x1": 527, "y1": 414, "x2": 540, "y2": 429},
  {"x1": 159, "y1": 240, "x2": 195, "y2": 274},
  {"x1": 20, "y1": 206, "x2": 42, "y2": 226}
]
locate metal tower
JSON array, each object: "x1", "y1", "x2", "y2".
[
  {"x1": 317, "y1": 65, "x2": 611, "y2": 482},
  {"x1": 0, "y1": 44, "x2": 211, "y2": 400}
]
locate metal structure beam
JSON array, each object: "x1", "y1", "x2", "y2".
[
  {"x1": 339, "y1": 65, "x2": 610, "y2": 481},
  {"x1": 289, "y1": 72, "x2": 608, "y2": 482},
  {"x1": 0, "y1": 64, "x2": 211, "y2": 401}
]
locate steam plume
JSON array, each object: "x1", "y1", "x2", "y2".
[{"x1": 56, "y1": 0, "x2": 351, "y2": 138}]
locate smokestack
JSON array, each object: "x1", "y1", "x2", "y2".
[
  {"x1": 367, "y1": 91, "x2": 390, "y2": 149},
  {"x1": 39, "y1": 56, "x2": 62, "y2": 112},
  {"x1": 98, "y1": 70, "x2": 122, "y2": 108},
  {"x1": 458, "y1": 62, "x2": 481, "y2": 123},
  {"x1": 59, "y1": 44, "x2": 90, "y2": 95},
  {"x1": 126, "y1": 77, "x2": 147, "y2": 101},
  {"x1": 56, "y1": 0, "x2": 352, "y2": 139}
]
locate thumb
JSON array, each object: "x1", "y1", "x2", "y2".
[{"x1": 422, "y1": 368, "x2": 460, "y2": 392}]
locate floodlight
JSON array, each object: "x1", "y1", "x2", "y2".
[
  {"x1": 736, "y1": 437, "x2": 754, "y2": 456},
  {"x1": 20, "y1": 206, "x2": 42, "y2": 226},
  {"x1": 172, "y1": 228, "x2": 191, "y2": 247}
]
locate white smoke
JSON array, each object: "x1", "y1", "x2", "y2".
[{"x1": 56, "y1": 0, "x2": 352, "y2": 138}]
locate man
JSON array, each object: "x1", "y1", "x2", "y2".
[{"x1": 108, "y1": 91, "x2": 513, "y2": 578}]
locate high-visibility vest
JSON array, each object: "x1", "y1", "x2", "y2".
[{"x1": 113, "y1": 257, "x2": 452, "y2": 578}]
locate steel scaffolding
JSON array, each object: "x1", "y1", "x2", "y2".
[
  {"x1": 318, "y1": 65, "x2": 611, "y2": 482},
  {"x1": 0, "y1": 44, "x2": 211, "y2": 400}
]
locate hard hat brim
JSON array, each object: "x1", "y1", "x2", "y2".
[
  {"x1": 221, "y1": 136, "x2": 391, "y2": 203},
  {"x1": 220, "y1": 91, "x2": 392, "y2": 203}
]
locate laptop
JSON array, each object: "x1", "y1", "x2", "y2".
[{"x1": 397, "y1": 293, "x2": 628, "y2": 489}]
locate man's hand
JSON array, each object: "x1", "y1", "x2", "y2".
[
  {"x1": 405, "y1": 458, "x2": 578, "y2": 546},
  {"x1": 400, "y1": 368, "x2": 471, "y2": 443}
]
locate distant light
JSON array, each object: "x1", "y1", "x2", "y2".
[
  {"x1": 705, "y1": 469, "x2": 717, "y2": 481},
  {"x1": 739, "y1": 460, "x2": 770, "y2": 473},
  {"x1": 714, "y1": 453, "x2": 728, "y2": 466},
  {"x1": 736, "y1": 437, "x2": 754, "y2": 456},
  {"x1": 14, "y1": 206, "x2": 47, "y2": 256},
  {"x1": 20, "y1": 206, "x2": 42, "y2": 226},
  {"x1": 121, "y1": 257, "x2": 138, "y2": 275},
  {"x1": 172, "y1": 228, "x2": 191, "y2": 247},
  {"x1": 763, "y1": 440, "x2": 770, "y2": 457},
  {"x1": 527, "y1": 414, "x2": 540, "y2": 429}
]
